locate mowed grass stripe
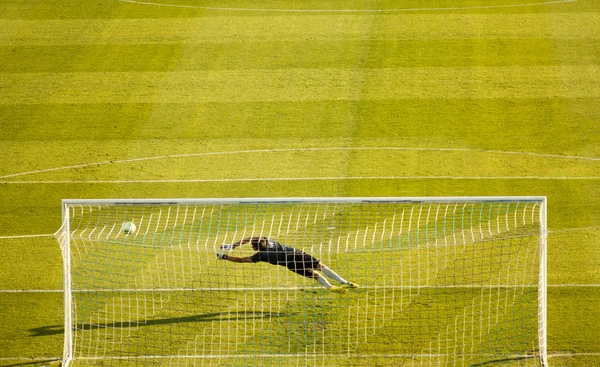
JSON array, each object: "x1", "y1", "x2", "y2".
[
  {"x1": 0, "y1": 14, "x2": 598, "y2": 45},
  {"x1": 0, "y1": 289, "x2": 597, "y2": 361},
  {"x1": 1, "y1": 99, "x2": 596, "y2": 152},
  {"x1": 0, "y1": 0, "x2": 598, "y2": 20},
  {"x1": 0, "y1": 292, "x2": 64, "y2": 359},
  {"x1": 2, "y1": 39, "x2": 599, "y2": 73},
  {"x1": 1, "y1": 66, "x2": 598, "y2": 104}
]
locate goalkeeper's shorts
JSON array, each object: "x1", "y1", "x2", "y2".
[{"x1": 286, "y1": 251, "x2": 321, "y2": 277}]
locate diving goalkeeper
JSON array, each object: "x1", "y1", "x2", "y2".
[{"x1": 217, "y1": 236, "x2": 358, "y2": 294}]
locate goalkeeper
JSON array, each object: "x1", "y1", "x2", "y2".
[{"x1": 217, "y1": 236, "x2": 358, "y2": 294}]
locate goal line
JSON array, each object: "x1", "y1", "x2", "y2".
[
  {"x1": 62, "y1": 284, "x2": 541, "y2": 293},
  {"x1": 74, "y1": 352, "x2": 540, "y2": 360}
]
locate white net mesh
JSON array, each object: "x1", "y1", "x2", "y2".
[{"x1": 55, "y1": 198, "x2": 546, "y2": 367}]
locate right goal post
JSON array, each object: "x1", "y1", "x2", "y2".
[{"x1": 55, "y1": 196, "x2": 548, "y2": 367}]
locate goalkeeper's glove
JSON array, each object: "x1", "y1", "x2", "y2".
[{"x1": 216, "y1": 244, "x2": 233, "y2": 260}]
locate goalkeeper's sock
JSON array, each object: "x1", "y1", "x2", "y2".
[
  {"x1": 321, "y1": 266, "x2": 348, "y2": 284},
  {"x1": 317, "y1": 274, "x2": 333, "y2": 289}
]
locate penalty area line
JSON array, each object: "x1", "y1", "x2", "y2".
[
  {"x1": 0, "y1": 225, "x2": 596, "y2": 241},
  {"x1": 0, "y1": 357, "x2": 61, "y2": 361},
  {"x1": 549, "y1": 225, "x2": 600, "y2": 234},
  {"x1": 549, "y1": 353, "x2": 600, "y2": 357},
  {"x1": 0, "y1": 233, "x2": 54, "y2": 239},
  {"x1": 2, "y1": 353, "x2": 599, "y2": 361},
  {"x1": 2, "y1": 176, "x2": 600, "y2": 184}
]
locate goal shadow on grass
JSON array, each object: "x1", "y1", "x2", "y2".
[
  {"x1": 469, "y1": 354, "x2": 538, "y2": 366},
  {"x1": 1, "y1": 360, "x2": 60, "y2": 367},
  {"x1": 29, "y1": 310, "x2": 288, "y2": 336}
]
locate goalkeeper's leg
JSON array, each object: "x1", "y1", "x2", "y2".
[
  {"x1": 296, "y1": 267, "x2": 347, "y2": 294},
  {"x1": 314, "y1": 272, "x2": 347, "y2": 294},
  {"x1": 319, "y1": 264, "x2": 359, "y2": 289},
  {"x1": 290, "y1": 253, "x2": 353, "y2": 293}
]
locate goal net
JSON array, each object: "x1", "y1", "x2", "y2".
[{"x1": 55, "y1": 197, "x2": 548, "y2": 367}]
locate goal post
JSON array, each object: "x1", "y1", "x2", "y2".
[
  {"x1": 538, "y1": 197, "x2": 549, "y2": 367},
  {"x1": 55, "y1": 197, "x2": 548, "y2": 367}
]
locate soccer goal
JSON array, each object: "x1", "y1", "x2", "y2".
[{"x1": 55, "y1": 197, "x2": 548, "y2": 367}]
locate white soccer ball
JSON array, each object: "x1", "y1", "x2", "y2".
[
  {"x1": 121, "y1": 222, "x2": 136, "y2": 234},
  {"x1": 217, "y1": 244, "x2": 233, "y2": 257}
]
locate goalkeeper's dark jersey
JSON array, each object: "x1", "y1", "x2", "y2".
[{"x1": 250, "y1": 238, "x2": 321, "y2": 277}]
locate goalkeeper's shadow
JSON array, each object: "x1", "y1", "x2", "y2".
[{"x1": 29, "y1": 310, "x2": 288, "y2": 336}]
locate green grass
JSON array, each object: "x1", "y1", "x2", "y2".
[{"x1": 1, "y1": 0, "x2": 599, "y2": 365}]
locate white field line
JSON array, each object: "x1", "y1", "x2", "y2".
[
  {"x1": 44, "y1": 353, "x2": 537, "y2": 359},
  {"x1": 549, "y1": 353, "x2": 600, "y2": 357},
  {"x1": 1, "y1": 147, "x2": 599, "y2": 180},
  {"x1": 548, "y1": 284, "x2": 600, "y2": 287},
  {"x1": 0, "y1": 227, "x2": 597, "y2": 240},
  {"x1": 2, "y1": 353, "x2": 599, "y2": 361},
  {"x1": 0, "y1": 225, "x2": 597, "y2": 241},
  {"x1": 0, "y1": 357, "x2": 61, "y2": 361},
  {"x1": 550, "y1": 225, "x2": 600, "y2": 234},
  {"x1": 2, "y1": 284, "x2": 599, "y2": 293},
  {"x1": 2, "y1": 176, "x2": 600, "y2": 184},
  {"x1": 117, "y1": 0, "x2": 578, "y2": 12},
  {"x1": 0, "y1": 233, "x2": 54, "y2": 239}
]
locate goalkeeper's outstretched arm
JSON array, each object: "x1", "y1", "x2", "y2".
[
  {"x1": 221, "y1": 255, "x2": 252, "y2": 263},
  {"x1": 218, "y1": 236, "x2": 264, "y2": 261},
  {"x1": 231, "y1": 236, "x2": 263, "y2": 249},
  {"x1": 215, "y1": 246, "x2": 252, "y2": 262}
]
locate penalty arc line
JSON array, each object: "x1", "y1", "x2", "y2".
[
  {"x1": 1, "y1": 147, "x2": 598, "y2": 180},
  {"x1": 116, "y1": 0, "x2": 578, "y2": 12},
  {"x1": 1, "y1": 176, "x2": 600, "y2": 184}
]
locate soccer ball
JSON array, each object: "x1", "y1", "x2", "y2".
[
  {"x1": 219, "y1": 244, "x2": 233, "y2": 252},
  {"x1": 121, "y1": 222, "x2": 136, "y2": 234},
  {"x1": 217, "y1": 244, "x2": 233, "y2": 258}
]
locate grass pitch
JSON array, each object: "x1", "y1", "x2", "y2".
[{"x1": 0, "y1": 0, "x2": 599, "y2": 366}]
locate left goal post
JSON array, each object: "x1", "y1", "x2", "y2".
[{"x1": 55, "y1": 197, "x2": 548, "y2": 367}]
